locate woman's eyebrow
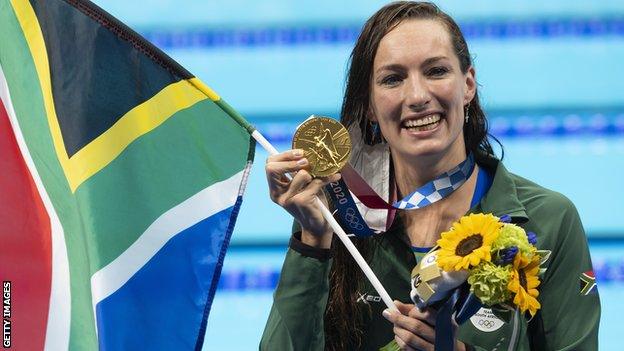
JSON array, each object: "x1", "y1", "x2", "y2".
[
  {"x1": 375, "y1": 56, "x2": 450, "y2": 74},
  {"x1": 421, "y1": 56, "x2": 449, "y2": 66},
  {"x1": 375, "y1": 64, "x2": 404, "y2": 74}
]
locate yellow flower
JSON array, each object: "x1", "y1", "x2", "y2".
[
  {"x1": 436, "y1": 213, "x2": 502, "y2": 271},
  {"x1": 508, "y1": 253, "x2": 541, "y2": 316}
]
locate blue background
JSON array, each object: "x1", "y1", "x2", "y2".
[{"x1": 93, "y1": 1, "x2": 624, "y2": 349}]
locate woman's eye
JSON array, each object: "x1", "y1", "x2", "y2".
[
  {"x1": 427, "y1": 66, "x2": 449, "y2": 77},
  {"x1": 380, "y1": 74, "x2": 402, "y2": 86}
]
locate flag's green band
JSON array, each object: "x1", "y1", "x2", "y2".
[
  {"x1": 214, "y1": 98, "x2": 256, "y2": 134},
  {"x1": 75, "y1": 99, "x2": 252, "y2": 272},
  {"x1": 12, "y1": 0, "x2": 251, "y2": 193},
  {"x1": 69, "y1": 80, "x2": 209, "y2": 192}
]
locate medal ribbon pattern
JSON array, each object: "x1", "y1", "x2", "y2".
[{"x1": 327, "y1": 153, "x2": 475, "y2": 236}]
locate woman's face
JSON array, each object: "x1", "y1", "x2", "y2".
[{"x1": 369, "y1": 19, "x2": 475, "y2": 162}]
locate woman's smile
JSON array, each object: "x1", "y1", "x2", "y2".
[{"x1": 401, "y1": 113, "x2": 443, "y2": 134}]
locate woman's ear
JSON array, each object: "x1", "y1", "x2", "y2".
[
  {"x1": 367, "y1": 108, "x2": 377, "y2": 123},
  {"x1": 463, "y1": 66, "x2": 476, "y2": 105}
]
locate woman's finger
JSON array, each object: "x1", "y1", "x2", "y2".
[
  {"x1": 396, "y1": 314, "x2": 435, "y2": 343},
  {"x1": 408, "y1": 306, "x2": 437, "y2": 327},
  {"x1": 385, "y1": 310, "x2": 435, "y2": 344},
  {"x1": 266, "y1": 158, "x2": 309, "y2": 183},
  {"x1": 394, "y1": 327, "x2": 432, "y2": 351},
  {"x1": 395, "y1": 300, "x2": 415, "y2": 316},
  {"x1": 295, "y1": 173, "x2": 341, "y2": 198},
  {"x1": 394, "y1": 300, "x2": 436, "y2": 326},
  {"x1": 394, "y1": 335, "x2": 418, "y2": 351},
  {"x1": 287, "y1": 179, "x2": 329, "y2": 209},
  {"x1": 279, "y1": 170, "x2": 314, "y2": 203},
  {"x1": 266, "y1": 149, "x2": 304, "y2": 163},
  {"x1": 265, "y1": 149, "x2": 305, "y2": 186}
]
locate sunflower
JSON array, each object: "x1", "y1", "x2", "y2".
[
  {"x1": 436, "y1": 213, "x2": 502, "y2": 271},
  {"x1": 508, "y1": 253, "x2": 541, "y2": 316}
]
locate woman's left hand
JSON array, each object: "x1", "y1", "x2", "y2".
[{"x1": 383, "y1": 301, "x2": 466, "y2": 351}]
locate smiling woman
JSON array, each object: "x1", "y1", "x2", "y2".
[{"x1": 261, "y1": 2, "x2": 600, "y2": 351}]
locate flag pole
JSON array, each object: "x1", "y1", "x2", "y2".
[{"x1": 251, "y1": 130, "x2": 398, "y2": 312}]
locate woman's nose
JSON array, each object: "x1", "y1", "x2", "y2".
[{"x1": 405, "y1": 75, "x2": 431, "y2": 111}]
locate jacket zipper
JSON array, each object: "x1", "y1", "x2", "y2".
[{"x1": 507, "y1": 310, "x2": 519, "y2": 351}]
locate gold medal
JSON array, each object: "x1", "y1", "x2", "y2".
[{"x1": 292, "y1": 115, "x2": 351, "y2": 177}]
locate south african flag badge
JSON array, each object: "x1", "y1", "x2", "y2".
[{"x1": 580, "y1": 270, "x2": 598, "y2": 295}]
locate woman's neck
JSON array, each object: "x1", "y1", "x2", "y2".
[
  {"x1": 392, "y1": 147, "x2": 467, "y2": 199},
  {"x1": 391, "y1": 145, "x2": 477, "y2": 247}
]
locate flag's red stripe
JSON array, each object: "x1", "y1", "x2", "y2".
[
  {"x1": 0, "y1": 97, "x2": 52, "y2": 351},
  {"x1": 584, "y1": 270, "x2": 595, "y2": 278}
]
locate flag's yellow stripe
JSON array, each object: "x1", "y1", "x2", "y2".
[
  {"x1": 11, "y1": 0, "x2": 71, "y2": 187},
  {"x1": 68, "y1": 79, "x2": 210, "y2": 191},
  {"x1": 189, "y1": 77, "x2": 221, "y2": 102},
  {"x1": 11, "y1": 0, "x2": 223, "y2": 192}
]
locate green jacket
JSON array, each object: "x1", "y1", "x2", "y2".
[{"x1": 260, "y1": 158, "x2": 600, "y2": 351}]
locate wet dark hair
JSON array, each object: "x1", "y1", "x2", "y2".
[{"x1": 325, "y1": 2, "x2": 500, "y2": 350}]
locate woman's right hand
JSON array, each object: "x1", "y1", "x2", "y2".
[{"x1": 265, "y1": 149, "x2": 341, "y2": 248}]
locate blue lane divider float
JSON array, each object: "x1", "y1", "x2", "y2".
[
  {"x1": 218, "y1": 267, "x2": 280, "y2": 291},
  {"x1": 140, "y1": 17, "x2": 624, "y2": 50},
  {"x1": 592, "y1": 259, "x2": 624, "y2": 283},
  {"x1": 217, "y1": 258, "x2": 624, "y2": 291},
  {"x1": 249, "y1": 112, "x2": 624, "y2": 145}
]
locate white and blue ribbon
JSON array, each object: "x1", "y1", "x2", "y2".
[
  {"x1": 394, "y1": 154, "x2": 475, "y2": 209},
  {"x1": 326, "y1": 154, "x2": 476, "y2": 237}
]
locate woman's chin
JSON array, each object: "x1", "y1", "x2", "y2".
[{"x1": 397, "y1": 145, "x2": 448, "y2": 160}]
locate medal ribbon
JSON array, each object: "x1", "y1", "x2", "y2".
[
  {"x1": 326, "y1": 154, "x2": 475, "y2": 237},
  {"x1": 326, "y1": 179, "x2": 376, "y2": 237},
  {"x1": 394, "y1": 153, "x2": 475, "y2": 209}
]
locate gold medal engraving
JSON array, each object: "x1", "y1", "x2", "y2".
[{"x1": 292, "y1": 116, "x2": 351, "y2": 177}]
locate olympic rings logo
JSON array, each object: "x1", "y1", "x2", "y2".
[
  {"x1": 344, "y1": 207, "x2": 364, "y2": 230},
  {"x1": 477, "y1": 319, "x2": 495, "y2": 328}
]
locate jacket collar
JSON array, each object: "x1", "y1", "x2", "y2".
[{"x1": 476, "y1": 155, "x2": 528, "y2": 224}]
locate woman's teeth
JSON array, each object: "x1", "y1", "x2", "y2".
[{"x1": 403, "y1": 114, "x2": 441, "y2": 131}]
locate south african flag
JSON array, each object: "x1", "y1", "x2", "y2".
[
  {"x1": 580, "y1": 270, "x2": 597, "y2": 296},
  {"x1": 0, "y1": 0, "x2": 254, "y2": 349}
]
